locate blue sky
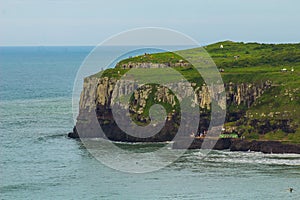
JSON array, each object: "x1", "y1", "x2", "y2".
[{"x1": 0, "y1": 0, "x2": 299, "y2": 46}]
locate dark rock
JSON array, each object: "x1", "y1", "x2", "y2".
[
  {"x1": 230, "y1": 140, "x2": 300, "y2": 154},
  {"x1": 68, "y1": 126, "x2": 79, "y2": 138},
  {"x1": 173, "y1": 138, "x2": 232, "y2": 150},
  {"x1": 173, "y1": 138, "x2": 300, "y2": 154}
]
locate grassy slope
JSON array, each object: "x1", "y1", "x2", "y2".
[
  {"x1": 206, "y1": 41, "x2": 300, "y2": 143},
  {"x1": 93, "y1": 41, "x2": 300, "y2": 143}
]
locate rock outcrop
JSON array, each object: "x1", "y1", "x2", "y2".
[
  {"x1": 78, "y1": 76, "x2": 271, "y2": 114},
  {"x1": 119, "y1": 61, "x2": 190, "y2": 69},
  {"x1": 69, "y1": 68, "x2": 272, "y2": 142}
]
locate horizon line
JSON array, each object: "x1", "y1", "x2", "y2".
[{"x1": 0, "y1": 40, "x2": 299, "y2": 47}]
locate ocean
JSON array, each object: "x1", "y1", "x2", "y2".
[{"x1": 1, "y1": 46, "x2": 300, "y2": 200}]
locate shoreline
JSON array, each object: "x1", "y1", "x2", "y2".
[
  {"x1": 68, "y1": 130, "x2": 300, "y2": 154},
  {"x1": 173, "y1": 138, "x2": 300, "y2": 154}
]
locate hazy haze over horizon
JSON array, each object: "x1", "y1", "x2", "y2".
[{"x1": 0, "y1": 0, "x2": 299, "y2": 46}]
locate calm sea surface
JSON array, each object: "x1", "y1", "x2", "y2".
[{"x1": 1, "y1": 47, "x2": 300, "y2": 200}]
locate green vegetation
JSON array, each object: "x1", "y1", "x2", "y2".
[
  {"x1": 117, "y1": 52, "x2": 187, "y2": 66},
  {"x1": 92, "y1": 41, "x2": 300, "y2": 144},
  {"x1": 129, "y1": 84, "x2": 180, "y2": 125},
  {"x1": 219, "y1": 134, "x2": 239, "y2": 139},
  {"x1": 95, "y1": 41, "x2": 300, "y2": 86}
]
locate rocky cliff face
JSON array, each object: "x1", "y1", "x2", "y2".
[
  {"x1": 119, "y1": 61, "x2": 190, "y2": 69},
  {"x1": 79, "y1": 76, "x2": 271, "y2": 112},
  {"x1": 69, "y1": 68, "x2": 272, "y2": 141}
]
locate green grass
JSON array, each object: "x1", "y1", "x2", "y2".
[
  {"x1": 94, "y1": 41, "x2": 300, "y2": 86},
  {"x1": 287, "y1": 132, "x2": 300, "y2": 144},
  {"x1": 263, "y1": 130, "x2": 287, "y2": 141},
  {"x1": 117, "y1": 52, "x2": 187, "y2": 66}
]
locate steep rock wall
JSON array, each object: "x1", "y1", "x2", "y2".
[
  {"x1": 70, "y1": 72, "x2": 272, "y2": 141},
  {"x1": 80, "y1": 76, "x2": 271, "y2": 112}
]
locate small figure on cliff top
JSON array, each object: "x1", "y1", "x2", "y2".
[
  {"x1": 281, "y1": 68, "x2": 287, "y2": 72},
  {"x1": 234, "y1": 55, "x2": 240, "y2": 60}
]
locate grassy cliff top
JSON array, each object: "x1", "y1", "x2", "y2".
[
  {"x1": 97, "y1": 41, "x2": 300, "y2": 84},
  {"x1": 116, "y1": 41, "x2": 300, "y2": 68}
]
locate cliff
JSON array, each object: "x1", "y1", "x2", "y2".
[{"x1": 69, "y1": 41, "x2": 300, "y2": 151}]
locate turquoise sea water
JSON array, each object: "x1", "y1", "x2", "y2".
[{"x1": 1, "y1": 47, "x2": 300, "y2": 200}]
